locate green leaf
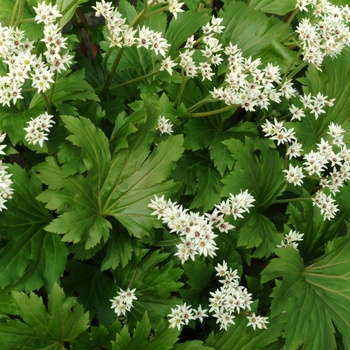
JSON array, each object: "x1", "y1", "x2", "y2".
[
  {"x1": 190, "y1": 161, "x2": 222, "y2": 211},
  {"x1": 165, "y1": 9, "x2": 210, "y2": 56},
  {"x1": 286, "y1": 186, "x2": 350, "y2": 260},
  {"x1": 114, "y1": 251, "x2": 183, "y2": 329},
  {"x1": 205, "y1": 314, "x2": 283, "y2": 350},
  {"x1": 220, "y1": 2, "x2": 294, "y2": 58},
  {"x1": 101, "y1": 232, "x2": 147, "y2": 270},
  {"x1": 173, "y1": 341, "x2": 215, "y2": 350},
  {"x1": 112, "y1": 312, "x2": 179, "y2": 350},
  {"x1": 0, "y1": 165, "x2": 67, "y2": 292},
  {"x1": 70, "y1": 321, "x2": 122, "y2": 350},
  {"x1": 56, "y1": 0, "x2": 89, "y2": 27},
  {"x1": 222, "y1": 137, "x2": 286, "y2": 210},
  {"x1": 30, "y1": 70, "x2": 99, "y2": 111},
  {"x1": 236, "y1": 212, "x2": 283, "y2": 258},
  {"x1": 0, "y1": 106, "x2": 43, "y2": 145},
  {"x1": 296, "y1": 49, "x2": 350, "y2": 151},
  {"x1": 261, "y1": 239, "x2": 350, "y2": 349},
  {"x1": 0, "y1": 284, "x2": 89, "y2": 349},
  {"x1": 249, "y1": 0, "x2": 297, "y2": 15},
  {"x1": 62, "y1": 260, "x2": 116, "y2": 325},
  {"x1": 36, "y1": 99, "x2": 184, "y2": 248}
]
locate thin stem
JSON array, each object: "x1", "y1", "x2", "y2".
[
  {"x1": 41, "y1": 92, "x2": 52, "y2": 114},
  {"x1": 128, "y1": 266, "x2": 139, "y2": 289},
  {"x1": 99, "y1": 1, "x2": 156, "y2": 98},
  {"x1": 273, "y1": 197, "x2": 312, "y2": 204},
  {"x1": 278, "y1": 8, "x2": 299, "y2": 42},
  {"x1": 187, "y1": 94, "x2": 213, "y2": 113},
  {"x1": 49, "y1": 71, "x2": 58, "y2": 103},
  {"x1": 190, "y1": 104, "x2": 236, "y2": 117},
  {"x1": 282, "y1": 48, "x2": 303, "y2": 81},
  {"x1": 153, "y1": 238, "x2": 182, "y2": 246},
  {"x1": 102, "y1": 47, "x2": 116, "y2": 72},
  {"x1": 109, "y1": 70, "x2": 160, "y2": 91},
  {"x1": 99, "y1": 47, "x2": 125, "y2": 98},
  {"x1": 15, "y1": 0, "x2": 25, "y2": 27},
  {"x1": 175, "y1": 75, "x2": 190, "y2": 108},
  {"x1": 146, "y1": 6, "x2": 169, "y2": 18},
  {"x1": 286, "y1": 60, "x2": 308, "y2": 81},
  {"x1": 10, "y1": 0, "x2": 21, "y2": 26}
]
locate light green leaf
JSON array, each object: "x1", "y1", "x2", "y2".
[
  {"x1": 0, "y1": 165, "x2": 67, "y2": 292},
  {"x1": 56, "y1": 0, "x2": 89, "y2": 27},
  {"x1": 262, "y1": 239, "x2": 350, "y2": 349},
  {"x1": 36, "y1": 99, "x2": 184, "y2": 248},
  {"x1": 30, "y1": 70, "x2": 99, "y2": 111},
  {"x1": 220, "y1": 2, "x2": 294, "y2": 58},
  {"x1": 205, "y1": 314, "x2": 283, "y2": 350},
  {"x1": 0, "y1": 284, "x2": 89, "y2": 349},
  {"x1": 249, "y1": 0, "x2": 297, "y2": 15},
  {"x1": 112, "y1": 312, "x2": 179, "y2": 350},
  {"x1": 165, "y1": 9, "x2": 210, "y2": 56}
]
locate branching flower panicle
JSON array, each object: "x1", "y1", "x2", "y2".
[
  {"x1": 295, "y1": 0, "x2": 350, "y2": 69},
  {"x1": 149, "y1": 192, "x2": 255, "y2": 264}
]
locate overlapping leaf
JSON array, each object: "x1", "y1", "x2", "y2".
[
  {"x1": 249, "y1": 0, "x2": 296, "y2": 15},
  {"x1": 62, "y1": 260, "x2": 116, "y2": 325},
  {"x1": 0, "y1": 284, "x2": 89, "y2": 349},
  {"x1": 205, "y1": 313, "x2": 283, "y2": 350},
  {"x1": 36, "y1": 100, "x2": 184, "y2": 248},
  {"x1": 220, "y1": 1, "x2": 294, "y2": 58},
  {"x1": 262, "y1": 239, "x2": 350, "y2": 349},
  {"x1": 0, "y1": 164, "x2": 67, "y2": 291},
  {"x1": 222, "y1": 137, "x2": 285, "y2": 210},
  {"x1": 296, "y1": 49, "x2": 350, "y2": 151}
]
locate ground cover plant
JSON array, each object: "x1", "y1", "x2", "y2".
[{"x1": 0, "y1": 0, "x2": 350, "y2": 348}]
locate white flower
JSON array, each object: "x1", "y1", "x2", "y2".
[
  {"x1": 160, "y1": 56, "x2": 177, "y2": 75},
  {"x1": 168, "y1": 0, "x2": 184, "y2": 19},
  {"x1": 110, "y1": 287, "x2": 137, "y2": 316},
  {"x1": 247, "y1": 313, "x2": 269, "y2": 330},
  {"x1": 283, "y1": 164, "x2": 305, "y2": 186},
  {"x1": 24, "y1": 113, "x2": 55, "y2": 147},
  {"x1": 156, "y1": 116, "x2": 173, "y2": 134}
]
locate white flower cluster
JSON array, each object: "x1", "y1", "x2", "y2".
[
  {"x1": 168, "y1": 261, "x2": 268, "y2": 332},
  {"x1": 209, "y1": 261, "x2": 256, "y2": 331},
  {"x1": 168, "y1": 303, "x2": 208, "y2": 330},
  {"x1": 295, "y1": 0, "x2": 350, "y2": 69},
  {"x1": 148, "y1": 192, "x2": 255, "y2": 264},
  {"x1": 0, "y1": 2, "x2": 72, "y2": 106},
  {"x1": 0, "y1": 132, "x2": 13, "y2": 211},
  {"x1": 262, "y1": 118, "x2": 297, "y2": 146},
  {"x1": 110, "y1": 287, "x2": 137, "y2": 317},
  {"x1": 263, "y1": 98, "x2": 349, "y2": 220},
  {"x1": 24, "y1": 112, "x2": 55, "y2": 147},
  {"x1": 276, "y1": 229, "x2": 304, "y2": 249},
  {"x1": 143, "y1": 0, "x2": 184, "y2": 18},
  {"x1": 156, "y1": 116, "x2": 173, "y2": 134},
  {"x1": 211, "y1": 44, "x2": 294, "y2": 112},
  {"x1": 289, "y1": 92, "x2": 335, "y2": 121},
  {"x1": 178, "y1": 16, "x2": 225, "y2": 80},
  {"x1": 93, "y1": 1, "x2": 170, "y2": 56}
]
